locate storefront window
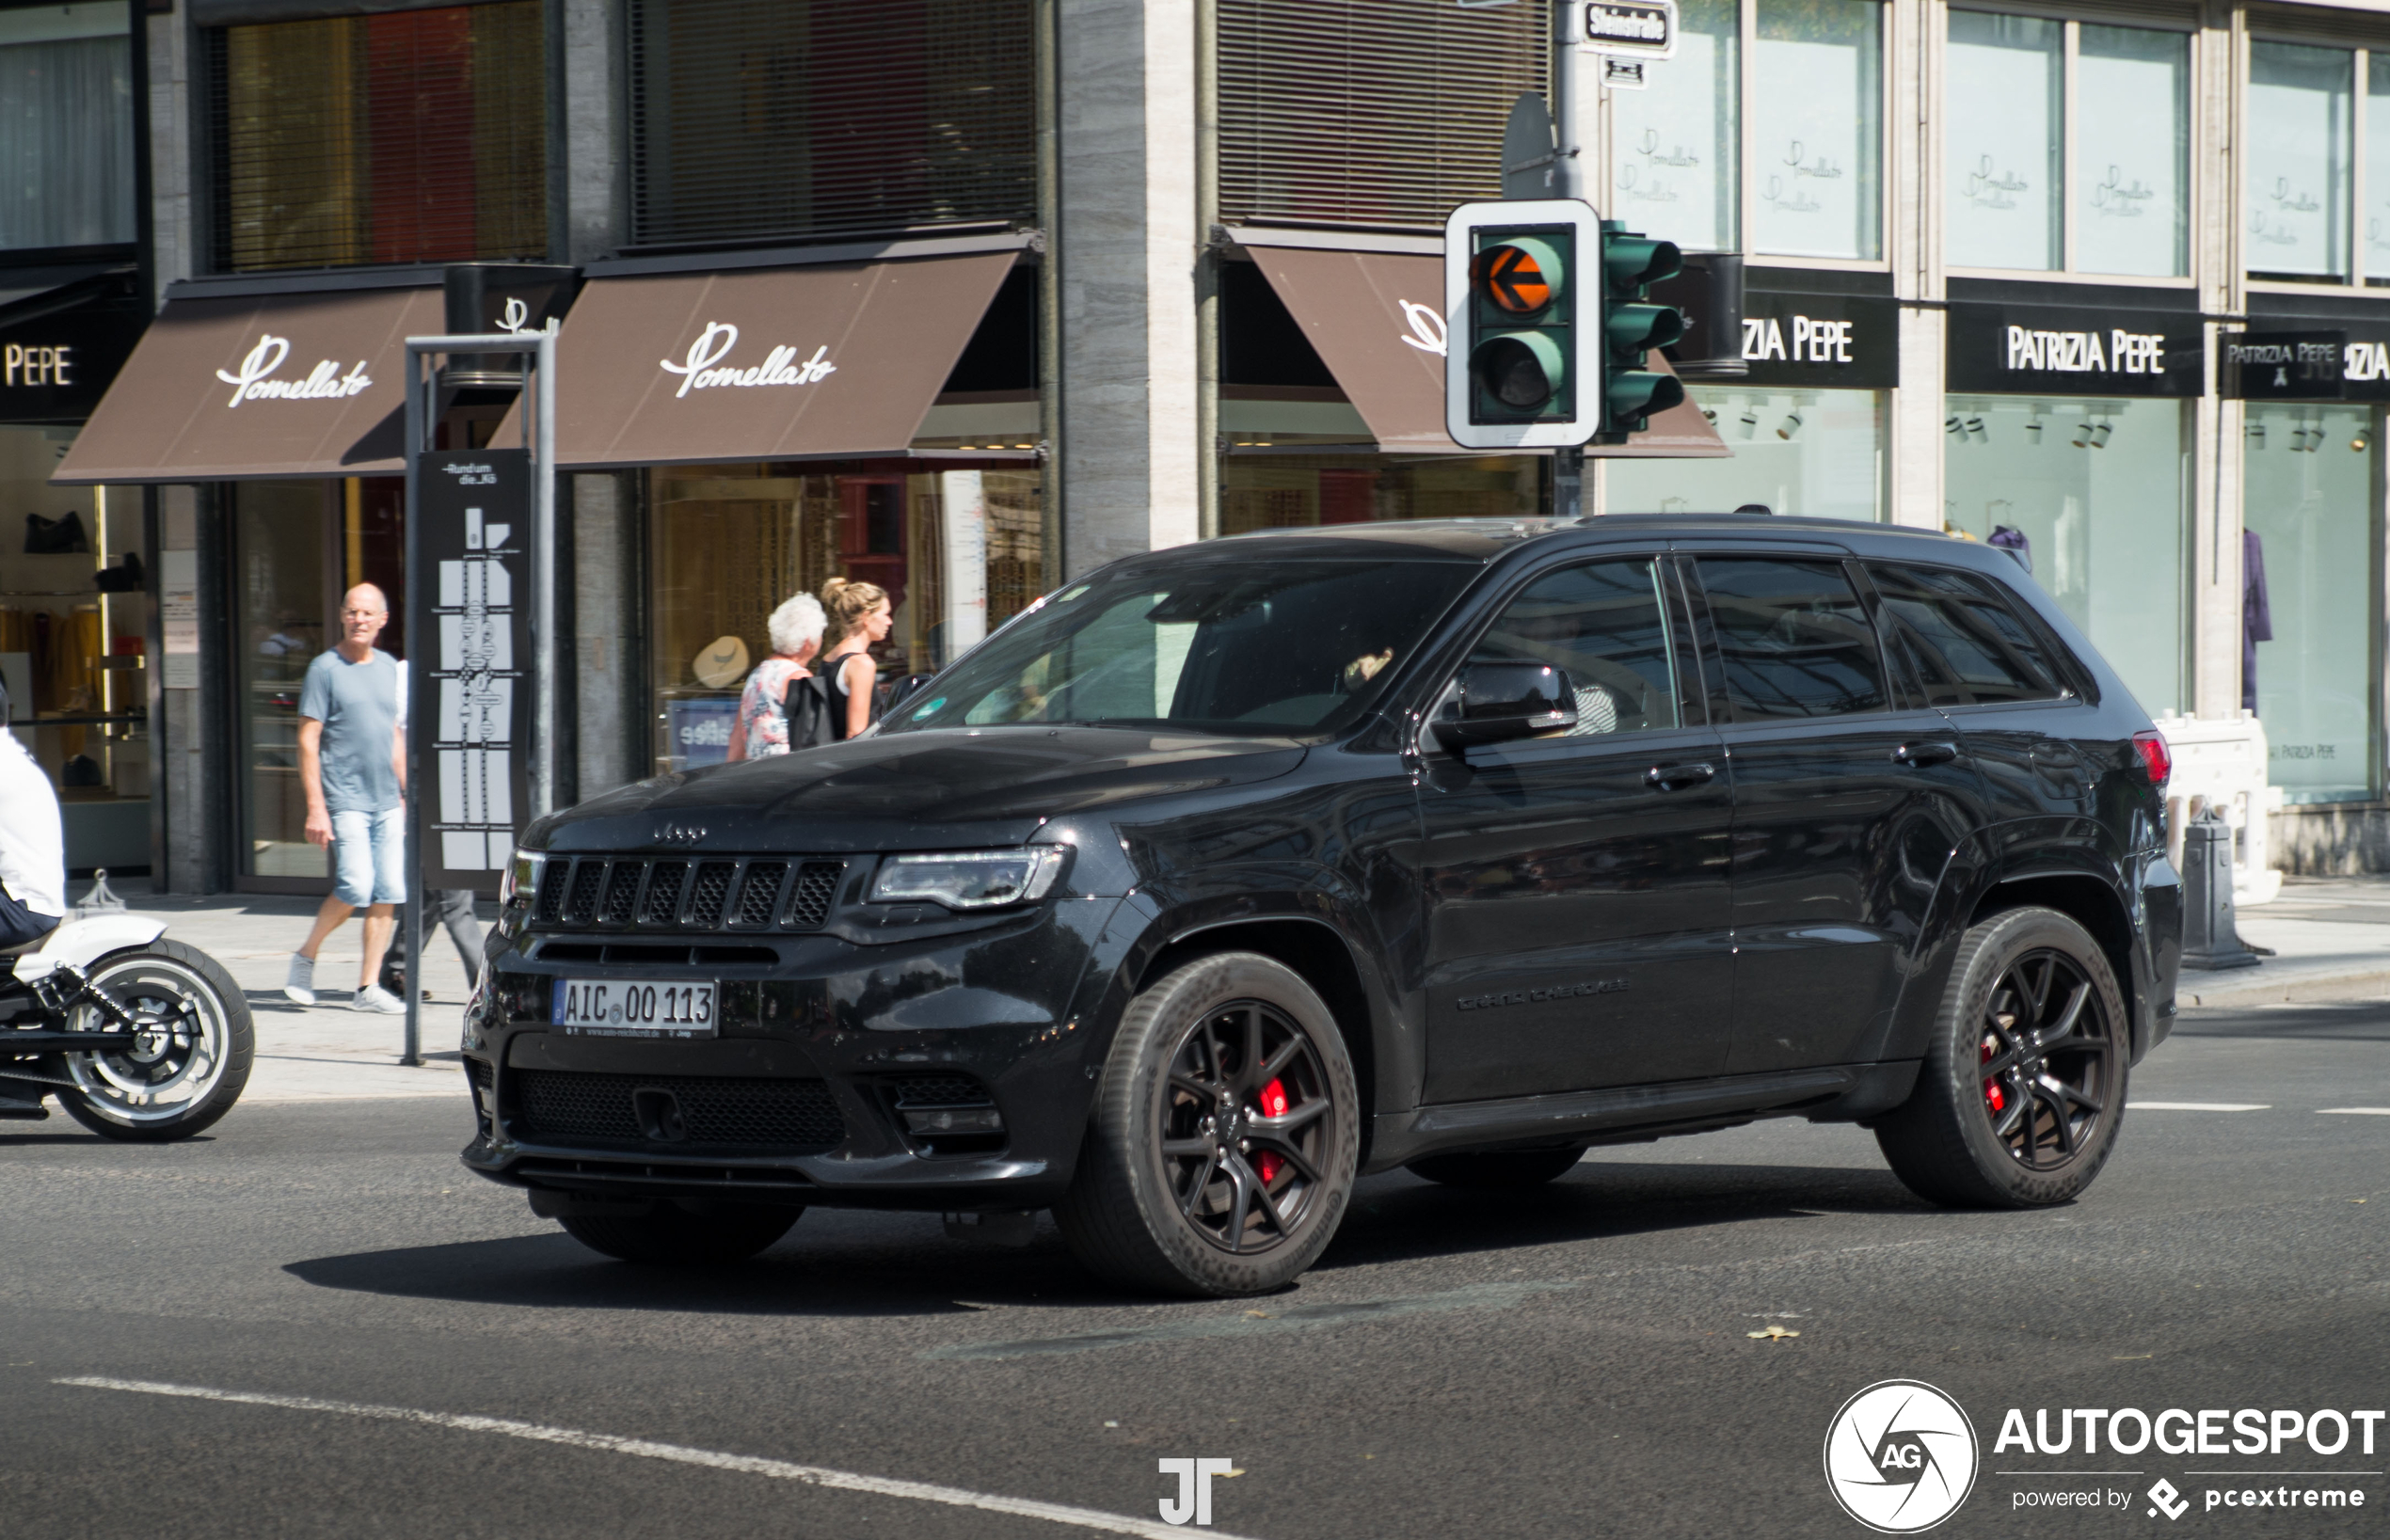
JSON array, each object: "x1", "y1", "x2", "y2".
[
  {"x1": 2077, "y1": 26, "x2": 2190, "y2": 278},
  {"x1": 0, "y1": 1, "x2": 134, "y2": 250},
  {"x1": 1606, "y1": 387, "x2": 1883, "y2": 520},
  {"x1": 1752, "y1": 0, "x2": 1882, "y2": 261},
  {"x1": 1218, "y1": 454, "x2": 1540, "y2": 535},
  {"x1": 646, "y1": 462, "x2": 1041, "y2": 772},
  {"x1": 207, "y1": 2, "x2": 547, "y2": 273},
  {"x1": 1611, "y1": 0, "x2": 1738, "y2": 252},
  {"x1": 1946, "y1": 11, "x2": 2062, "y2": 272},
  {"x1": 1940, "y1": 395, "x2": 2185, "y2": 713},
  {"x1": 2243, "y1": 404, "x2": 2376, "y2": 802},
  {"x1": 2247, "y1": 41, "x2": 2351, "y2": 282},
  {"x1": 0, "y1": 426, "x2": 146, "y2": 871},
  {"x1": 233, "y1": 482, "x2": 328, "y2": 880},
  {"x1": 2366, "y1": 56, "x2": 2390, "y2": 283}
]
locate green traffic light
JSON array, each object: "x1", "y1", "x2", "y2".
[
  {"x1": 1600, "y1": 231, "x2": 1682, "y2": 297},
  {"x1": 1606, "y1": 370, "x2": 1686, "y2": 423},
  {"x1": 1605, "y1": 302, "x2": 1685, "y2": 355},
  {"x1": 1472, "y1": 331, "x2": 1565, "y2": 410}
]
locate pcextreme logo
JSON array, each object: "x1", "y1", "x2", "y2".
[{"x1": 1824, "y1": 1380, "x2": 1981, "y2": 1533}]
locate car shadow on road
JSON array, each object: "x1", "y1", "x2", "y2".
[
  {"x1": 282, "y1": 1225, "x2": 1147, "y2": 1318},
  {"x1": 1314, "y1": 1159, "x2": 1934, "y2": 1272}
]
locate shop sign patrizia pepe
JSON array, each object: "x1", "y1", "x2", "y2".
[{"x1": 659, "y1": 321, "x2": 836, "y2": 400}]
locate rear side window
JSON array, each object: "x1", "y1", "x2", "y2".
[
  {"x1": 1470, "y1": 559, "x2": 1681, "y2": 735},
  {"x1": 1867, "y1": 563, "x2": 2066, "y2": 706},
  {"x1": 1694, "y1": 557, "x2": 1888, "y2": 721}
]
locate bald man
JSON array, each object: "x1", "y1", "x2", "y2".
[{"x1": 285, "y1": 583, "x2": 408, "y2": 1012}]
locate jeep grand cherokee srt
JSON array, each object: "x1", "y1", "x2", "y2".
[{"x1": 462, "y1": 515, "x2": 2183, "y2": 1297}]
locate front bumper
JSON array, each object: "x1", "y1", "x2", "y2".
[{"x1": 460, "y1": 894, "x2": 1127, "y2": 1211}]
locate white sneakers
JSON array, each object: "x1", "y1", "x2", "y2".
[
  {"x1": 286, "y1": 953, "x2": 405, "y2": 1013},
  {"x1": 283, "y1": 954, "x2": 316, "y2": 1006}
]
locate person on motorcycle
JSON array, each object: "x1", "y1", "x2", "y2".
[{"x1": 0, "y1": 675, "x2": 67, "y2": 953}]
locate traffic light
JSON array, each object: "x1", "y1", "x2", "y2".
[
  {"x1": 1596, "y1": 220, "x2": 1687, "y2": 442},
  {"x1": 1443, "y1": 199, "x2": 1602, "y2": 450}
]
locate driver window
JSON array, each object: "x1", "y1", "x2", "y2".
[{"x1": 1468, "y1": 559, "x2": 1681, "y2": 736}]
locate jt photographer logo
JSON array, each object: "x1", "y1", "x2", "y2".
[{"x1": 1825, "y1": 1381, "x2": 1980, "y2": 1532}]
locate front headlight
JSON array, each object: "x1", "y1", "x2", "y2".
[
  {"x1": 869, "y1": 847, "x2": 1068, "y2": 910},
  {"x1": 501, "y1": 849, "x2": 546, "y2": 908}
]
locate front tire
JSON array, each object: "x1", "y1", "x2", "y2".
[
  {"x1": 58, "y1": 941, "x2": 253, "y2": 1143},
  {"x1": 1406, "y1": 1147, "x2": 1585, "y2": 1188},
  {"x1": 1057, "y1": 952, "x2": 1360, "y2": 1297},
  {"x1": 556, "y1": 1201, "x2": 801, "y2": 1264},
  {"x1": 1875, "y1": 906, "x2": 2128, "y2": 1208}
]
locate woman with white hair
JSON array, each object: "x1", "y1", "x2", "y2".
[{"x1": 726, "y1": 593, "x2": 826, "y2": 760}]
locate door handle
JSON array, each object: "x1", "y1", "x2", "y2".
[
  {"x1": 1645, "y1": 761, "x2": 1716, "y2": 789},
  {"x1": 1892, "y1": 741, "x2": 1960, "y2": 768}
]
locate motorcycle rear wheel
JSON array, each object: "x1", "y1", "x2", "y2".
[{"x1": 57, "y1": 940, "x2": 254, "y2": 1143}]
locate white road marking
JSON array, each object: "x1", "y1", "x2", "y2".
[
  {"x1": 2317, "y1": 1107, "x2": 2390, "y2": 1116},
  {"x1": 2128, "y1": 1102, "x2": 2270, "y2": 1111},
  {"x1": 56, "y1": 1377, "x2": 1257, "y2": 1540}
]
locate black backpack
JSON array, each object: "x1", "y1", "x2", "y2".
[{"x1": 782, "y1": 671, "x2": 840, "y2": 749}]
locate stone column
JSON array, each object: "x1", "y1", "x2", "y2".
[
  {"x1": 1888, "y1": 0, "x2": 1945, "y2": 532},
  {"x1": 1055, "y1": 0, "x2": 1202, "y2": 578}
]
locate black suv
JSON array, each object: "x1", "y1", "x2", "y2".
[{"x1": 463, "y1": 516, "x2": 2183, "y2": 1296}]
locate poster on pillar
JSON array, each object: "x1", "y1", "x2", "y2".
[{"x1": 410, "y1": 450, "x2": 533, "y2": 890}]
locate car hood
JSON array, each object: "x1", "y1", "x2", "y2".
[{"x1": 533, "y1": 726, "x2": 1311, "y2": 854}]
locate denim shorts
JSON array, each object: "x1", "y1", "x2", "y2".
[{"x1": 330, "y1": 806, "x2": 406, "y2": 907}]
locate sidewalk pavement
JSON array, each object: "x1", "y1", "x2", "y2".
[
  {"x1": 2191, "y1": 875, "x2": 2390, "y2": 1008},
  {"x1": 71, "y1": 876, "x2": 476, "y2": 1104},
  {"x1": 36, "y1": 869, "x2": 2385, "y2": 1104}
]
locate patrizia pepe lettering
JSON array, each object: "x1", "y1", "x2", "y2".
[
  {"x1": 214, "y1": 334, "x2": 373, "y2": 408},
  {"x1": 660, "y1": 321, "x2": 836, "y2": 400},
  {"x1": 2005, "y1": 325, "x2": 2167, "y2": 375}
]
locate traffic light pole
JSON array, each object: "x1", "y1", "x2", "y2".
[{"x1": 1551, "y1": 4, "x2": 1590, "y2": 517}]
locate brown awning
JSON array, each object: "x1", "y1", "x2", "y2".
[
  {"x1": 1243, "y1": 245, "x2": 1729, "y2": 458},
  {"x1": 552, "y1": 252, "x2": 1016, "y2": 468},
  {"x1": 52, "y1": 286, "x2": 442, "y2": 484}
]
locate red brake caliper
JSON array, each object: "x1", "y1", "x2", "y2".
[
  {"x1": 1255, "y1": 1078, "x2": 1289, "y2": 1183},
  {"x1": 1981, "y1": 1033, "x2": 2005, "y2": 1114}
]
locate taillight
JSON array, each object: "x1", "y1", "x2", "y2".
[{"x1": 2132, "y1": 729, "x2": 2171, "y2": 791}]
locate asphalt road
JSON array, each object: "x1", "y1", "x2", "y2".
[{"x1": 3, "y1": 1002, "x2": 2384, "y2": 1540}]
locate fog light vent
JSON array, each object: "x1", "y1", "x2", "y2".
[{"x1": 901, "y1": 1105, "x2": 1005, "y2": 1135}]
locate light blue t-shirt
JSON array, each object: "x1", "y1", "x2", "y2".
[{"x1": 298, "y1": 648, "x2": 406, "y2": 815}]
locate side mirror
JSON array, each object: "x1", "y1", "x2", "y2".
[{"x1": 1431, "y1": 662, "x2": 1577, "y2": 753}]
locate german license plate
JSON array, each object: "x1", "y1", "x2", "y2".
[{"x1": 552, "y1": 978, "x2": 717, "y2": 1039}]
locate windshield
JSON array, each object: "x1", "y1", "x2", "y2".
[{"x1": 884, "y1": 555, "x2": 1479, "y2": 737}]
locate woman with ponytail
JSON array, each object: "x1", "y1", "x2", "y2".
[{"x1": 817, "y1": 577, "x2": 892, "y2": 740}]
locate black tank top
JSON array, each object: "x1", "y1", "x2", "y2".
[{"x1": 821, "y1": 648, "x2": 876, "y2": 738}]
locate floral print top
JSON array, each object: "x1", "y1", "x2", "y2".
[{"x1": 735, "y1": 656, "x2": 810, "y2": 759}]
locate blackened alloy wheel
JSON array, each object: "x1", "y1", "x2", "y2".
[
  {"x1": 1059, "y1": 952, "x2": 1360, "y2": 1296},
  {"x1": 1876, "y1": 905, "x2": 2130, "y2": 1209},
  {"x1": 1974, "y1": 948, "x2": 2115, "y2": 1171},
  {"x1": 1159, "y1": 999, "x2": 1337, "y2": 1256}
]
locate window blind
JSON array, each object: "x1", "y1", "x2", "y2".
[
  {"x1": 1219, "y1": 0, "x2": 1549, "y2": 232},
  {"x1": 207, "y1": 2, "x2": 547, "y2": 273},
  {"x1": 629, "y1": 0, "x2": 1035, "y2": 249}
]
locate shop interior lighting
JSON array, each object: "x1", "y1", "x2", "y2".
[
  {"x1": 2248, "y1": 421, "x2": 2266, "y2": 450},
  {"x1": 1740, "y1": 405, "x2": 1761, "y2": 440},
  {"x1": 2025, "y1": 419, "x2": 2044, "y2": 444},
  {"x1": 1777, "y1": 412, "x2": 1805, "y2": 441},
  {"x1": 1966, "y1": 416, "x2": 1987, "y2": 443},
  {"x1": 1944, "y1": 415, "x2": 1964, "y2": 437},
  {"x1": 2089, "y1": 421, "x2": 2112, "y2": 449},
  {"x1": 2355, "y1": 434, "x2": 2370, "y2": 452},
  {"x1": 2072, "y1": 421, "x2": 2094, "y2": 449}
]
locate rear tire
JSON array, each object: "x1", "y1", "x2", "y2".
[
  {"x1": 58, "y1": 941, "x2": 253, "y2": 1143},
  {"x1": 556, "y1": 1201, "x2": 800, "y2": 1264},
  {"x1": 1875, "y1": 906, "x2": 2128, "y2": 1208},
  {"x1": 1056, "y1": 952, "x2": 1359, "y2": 1297},
  {"x1": 1406, "y1": 1147, "x2": 1584, "y2": 1188}
]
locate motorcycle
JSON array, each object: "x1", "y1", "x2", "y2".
[{"x1": 0, "y1": 913, "x2": 253, "y2": 1141}]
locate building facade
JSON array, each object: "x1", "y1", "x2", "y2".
[{"x1": 17, "y1": 0, "x2": 2390, "y2": 888}]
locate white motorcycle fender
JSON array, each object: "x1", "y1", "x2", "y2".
[{"x1": 11, "y1": 914, "x2": 170, "y2": 983}]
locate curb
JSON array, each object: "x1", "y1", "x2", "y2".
[{"x1": 2180, "y1": 969, "x2": 2390, "y2": 1009}]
